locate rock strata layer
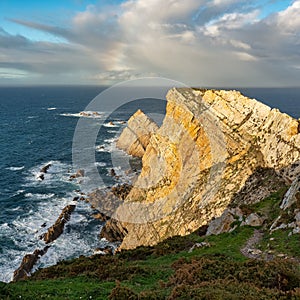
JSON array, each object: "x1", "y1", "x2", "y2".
[
  {"x1": 116, "y1": 109, "x2": 159, "y2": 157},
  {"x1": 13, "y1": 247, "x2": 50, "y2": 281},
  {"x1": 97, "y1": 88, "x2": 300, "y2": 250},
  {"x1": 41, "y1": 204, "x2": 76, "y2": 244}
]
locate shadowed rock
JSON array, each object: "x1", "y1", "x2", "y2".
[
  {"x1": 41, "y1": 205, "x2": 76, "y2": 244},
  {"x1": 40, "y1": 163, "x2": 51, "y2": 174},
  {"x1": 13, "y1": 246, "x2": 50, "y2": 281},
  {"x1": 69, "y1": 169, "x2": 84, "y2": 180},
  {"x1": 100, "y1": 218, "x2": 128, "y2": 242}
]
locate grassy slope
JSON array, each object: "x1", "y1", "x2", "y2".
[{"x1": 1, "y1": 190, "x2": 300, "y2": 299}]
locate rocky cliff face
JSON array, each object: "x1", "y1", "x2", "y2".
[
  {"x1": 116, "y1": 109, "x2": 159, "y2": 157},
  {"x1": 103, "y1": 88, "x2": 300, "y2": 250}
]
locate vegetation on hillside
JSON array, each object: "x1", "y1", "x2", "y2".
[{"x1": 1, "y1": 190, "x2": 299, "y2": 299}]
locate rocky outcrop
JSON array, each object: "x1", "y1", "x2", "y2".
[
  {"x1": 40, "y1": 163, "x2": 51, "y2": 174},
  {"x1": 280, "y1": 177, "x2": 300, "y2": 210},
  {"x1": 13, "y1": 247, "x2": 50, "y2": 281},
  {"x1": 100, "y1": 219, "x2": 128, "y2": 242},
  {"x1": 70, "y1": 169, "x2": 84, "y2": 180},
  {"x1": 206, "y1": 208, "x2": 243, "y2": 235},
  {"x1": 93, "y1": 88, "x2": 300, "y2": 250},
  {"x1": 41, "y1": 205, "x2": 76, "y2": 244},
  {"x1": 111, "y1": 184, "x2": 133, "y2": 200},
  {"x1": 242, "y1": 213, "x2": 264, "y2": 227},
  {"x1": 116, "y1": 109, "x2": 159, "y2": 157},
  {"x1": 37, "y1": 163, "x2": 52, "y2": 180},
  {"x1": 270, "y1": 178, "x2": 300, "y2": 234}
]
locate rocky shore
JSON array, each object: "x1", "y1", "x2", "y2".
[{"x1": 13, "y1": 88, "x2": 300, "y2": 282}]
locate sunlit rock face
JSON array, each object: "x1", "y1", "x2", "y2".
[
  {"x1": 108, "y1": 88, "x2": 300, "y2": 249},
  {"x1": 116, "y1": 109, "x2": 159, "y2": 157}
]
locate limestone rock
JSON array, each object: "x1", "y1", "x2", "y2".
[
  {"x1": 40, "y1": 163, "x2": 51, "y2": 174},
  {"x1": 37, "y1": 163, "x2": 52, "y2": 180},
  {"x1": 280, "y1": 177, "x2": 300, "y2": 210},
  {"x1": 243, "y1": 213, "x2": 264, "y2": 227},
  {"x1": 295, "y1": 211, "x2": 300, "y2": 226},
  {"x1": 100, "y1": 218, "x2": 128, "y2": 242},
  {"x1": 13, "y1": 247, "x2": 50, "y2": 281},
  {"x1": 90, "y1": 88, "x2": 300, "y2": 250},
  {"x1": 41, "y1": 205, "x2": 76, "y2": 244},
  {"x1": 70, "y1": 169, "x2": 84, "y2": 180},
  {"x1": 111, "y1": 184, "x2": 133, "y2": 200},
  {"x1": 206, "y1": 208, "x2": 242, "y2": 236},
  {"x1": 116, "y1": 109, "x2": 159, "y2": 157},
  {"x1": 188, "y1": 242, "x2": 211, "y2": 252}
]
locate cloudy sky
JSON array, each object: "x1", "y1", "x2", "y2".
[{"x1": 0, "y1": 0, "x2": 299, "y2": 86}]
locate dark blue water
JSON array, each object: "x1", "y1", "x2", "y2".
[
  {"x1": 0, "y1": 85, "x2": 167, "y2": 282},
  {"x1": 0, "y1": 86, "x2": 299, "y2": 282}
]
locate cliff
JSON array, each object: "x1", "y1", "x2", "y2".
[
  {"x1": 116, "y1": 109, "x2": 159, "y2": 157},
  {"x1": 102, "y1": 88, "x2": 300, "y2": 249}
]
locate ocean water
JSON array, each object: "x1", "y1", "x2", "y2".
[{"x1": 0, "y1": 86, "x2": 299, "y2": 282}]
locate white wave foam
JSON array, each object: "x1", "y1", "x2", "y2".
[
  {"x1": 95, "y1": 162, "x2": 107, "y2": 167},
  {"x1": 103, "y1": 122, "x2": 118, "y2": 127},
  {"x1": 10, "y1": 189, "x2": 25, "y2": 198},
  {"x1": 60, "y1": 111, "x2": 105, "y2": 119},
  {"x1": 6, "y1": 166, "x2": 25, "y2": 171},
  {"x1": 25, "y1": 193, "x2": 55, "y2": 200},
  {"x1": 0, "y1": 194, "x2": 81, "y2": 282},
  {"x1": 24, "y1": 160, "x2": 73, "y2": 186},
  {"x1": 104, "y1": 137, "x2": 117, "y2": 143}
]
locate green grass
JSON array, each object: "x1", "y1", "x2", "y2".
[
  {"x1": 240, "y1": 187, "x2": 287, "y2": 224},
  {"x1": 259, "y1": 229, "x2": 300, "y2": 258},
  {"x1": 0, "y1": 227, "x2": 300, "y2": 300},
  {"x1": 2, "y1": 188, "x2": 300, "y2": 299},
  {"x1": 1, "y1": 278, "x2": 115, "y2": 300}
]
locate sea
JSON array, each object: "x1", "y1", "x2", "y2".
[{"x1": 0, "y1": 86, "x2": 299, "y2": 282}]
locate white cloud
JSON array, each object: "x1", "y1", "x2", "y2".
[
  {"x1": 0, "y1": 0, "x2": 299, "y2": 86},
  {"x1": 276, "y1": 0, "x2": 300, "y2": 33}
]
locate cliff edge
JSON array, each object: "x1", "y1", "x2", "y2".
[{"x1": 102, "y1": 88, "x2": 300, "y2": 249}]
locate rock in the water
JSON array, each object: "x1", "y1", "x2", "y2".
[
  {"x1": 38, "y1": 173, "x2": 45, "y2": 181},
  {"x1": 116, "y1": 109, "x2": 159, "y2": 157},
  {"x1": 41, "y1": 205, "x2": 76, "y2": 244},
  {"x1": 100, "y1": 218, "x2": 128, "y2": 242},
  {"x1": 40, "y1": 163, "x2": 51, "y2": 174},
  {"x1": 110, "y1": 169, "x2": 116, "y2": 177},
  {"x1": 13, "y1": 247, "x2": 50, "y2": 281},
  {"x1": 69, "y1": 169, "x2": 85, "y2": 180}
]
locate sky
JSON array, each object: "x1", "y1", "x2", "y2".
[{"x1": 0, "y1": 0, "x2": 299, "y2": 87}]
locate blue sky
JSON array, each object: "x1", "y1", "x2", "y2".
[{"x1": 0, "y1": 0, "x2": 299, "y2": 86}]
